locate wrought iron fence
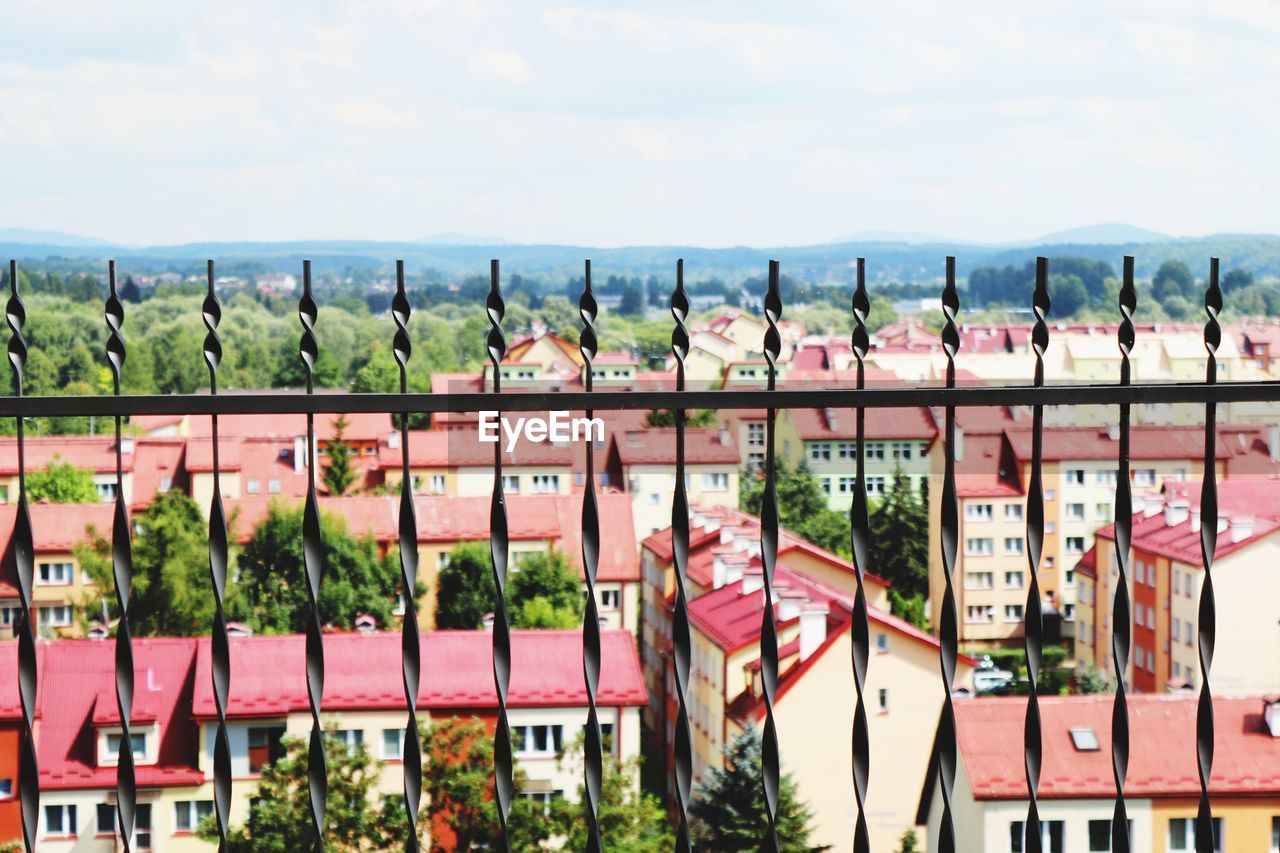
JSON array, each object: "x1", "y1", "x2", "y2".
[{"x1": 2, "y1": 252, "x2": 1271, "y2": 853}]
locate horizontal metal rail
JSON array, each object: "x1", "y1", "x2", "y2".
[{"x1": 3, "y1": 380, "x2": 1279, "y2": 419}]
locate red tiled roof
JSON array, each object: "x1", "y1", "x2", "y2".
[
  {"x1": 611, "y1": 428, "x2": 739, "y2": 465},
  {"x1": 190, "y1": 630, "x2": 646, "y2": 717},
  {"x1": 952, "y1": 694, "x2": 1280, "y2": 799},
  {"x1": 1074, "y1": 545, "x2": 1097, "y2": 579},
  {"x1": 130, "y1": 438, "x2": 186, "y2": 508},
  {"x1": 955, "y1": 433, "x2": 1023, "y2": 498},
  {"x1": 1006, "y1": 426, "x2": 1236, "y2": 462},
  {"x1": 378, "y1": 428, "x2": 574, "y2": 468},
  {"x1": 1162, "y1": 477, "x2": 1280, "y2": 520},
  {"x1": 134, "y1": 408, "x2": 393, "y2": 442},
  {"x1": 2, "y1": 639, "x2": 205, "y2": 790},
  {"x1": 0, "y1": 436, "x2": 129, "y2": 476},
  {"x1": 0, "y1": 502, "x2": 116, "y2": 559},
  {"x1": 788, "y1": 406, "x2": 937, "y2": 441},
  {"x1": 1094, "y1": 502, "x2": 1280, "y2": 568}
]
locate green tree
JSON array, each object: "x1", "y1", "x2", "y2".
[
  {"x1": 1221, "y1": 268, "x2": 1255, "y2": 293},
  {"x1": 435, "y1": 541, "x2": 496, "y2": 629},
  {"x1": 27, "y1": 456, "x2": 99, "y2": 503},
  {"x1": 1152, "y1": 260, "x2": 1195, "y2": 303},
  {"x1": 77, "y1": 490, "x2": 218, "y2": 636},
  {"x1": 549, "y1": 733, "x2": 674, "y2": 851},
  {"x1": 896, "y1": 828, "x2": 923, "y2": 853},
  {"x1": 234, "y1": 502, "x2": 410, "y2": 633},
  {"x1": 644, "y1": 409, "x2": 717, "y2": 428},
  {"x1": 199, "y1": 730, "x2": 382, "y2": 852},
  {"x1": 1048, "y1": 273, "x2": 1087, "y2": 317},
  {"x1": 865, "y1": 296, "x2": 898, "y2": 332},
  {"x1": 689, "y1": 726, "x2": 827, "y2": 852},
  {"x1": 350, "y1": 344, "x2": 399, "y2": 394},
  {"x1": 508, "y1": 549, "x2": 583, "y2": 629},
  {"x1": 869, "y1": 465, "x2": 930, "y2": 626},
  {"x1": 1161, "y1": 293, "x2": 1194, "y2": 320},
  {"x1": 740, "y1": 458, "x2": 850, "y2": 558},
  {"x1": 323, "y1": 416, "x2": 357, "y2": 496},
  {"x1": 619, "y1": 283, "x2": 644, "y2": 317}
]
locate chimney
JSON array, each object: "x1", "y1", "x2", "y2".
[
  {"x1": 777, "y1": 591, "x2": 804, "y2": 622},
  {"x1": 954, "y1": 425, "x2": 964, "y2": 462},
  {"x1": 387, "y1": 430, "x2": 400, "y2": 449},
  {"x1": 1163, "y1": 500, "x2": 1190, "y2": 527},
  {"x1": 1265, "y1": 699, "x2": 1280, "y2": 737},
  {"x1": 1217, "y1": 515, "x2": 1229, "y2": 534},
  {"x1": 724, "y1": 561, "x2": 744, "y2": 586},
  {"x1": 691, "y1": 512, "x2": 706, "y2": 530},
  {"x1": 293, "y1": 435, "x2": 306, "y2": 473},
  {"x1": 1107, "y1": 423, "x2": 1120, "y2": 441},
  {"x1": 703, "y1": 516, "x2": 721, "y2": 534},
  {"x1": 1230, "y1": 516, "x2": 1255, "y2": 543},
  {"x1": 713, "y1": 556, "x2": 727, "y2": 589},
  {"x1": 120, "y1": 436, "x2": 135, "y2": 455},
  {"x1": 1142, "y1": 497, "x2": 1162, "y2": 519},
  {"x1": 824, "y1": 407, "x2": 838, "y2": 430},
  {"x1": 1190, "y1": 507, "x2": 1202, "y2": 533},
  {"x1": 719, "y1": 427, "x2": 731, "y2": 446},
  {"x1": 1269, "y1": 425, "x2": 1280, "y2": 463},
  {"x1": 742, "y1": 567, "x2": 764, "y2": 595},
  {"x1": 799, "y1": 602, "x2": 829, "y2": 661},
  {"x1": 720, "y1": 527, "x2": 734, "y2": 545},
  {"x1": 355, "y1": 613, "x2": 376, "y2": 634},
  {"x1": 732, "y1": 534, "x2": 750, "y2": 553},
  {"x1": 482, "y1": 612, "x2": 495, "y2": 632}
]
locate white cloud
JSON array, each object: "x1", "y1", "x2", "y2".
[{"x1": 467, "y1": 48, "x2": 531, "y2": 85}]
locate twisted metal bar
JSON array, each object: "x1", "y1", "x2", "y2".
[
  {"x1": 1195, "y1": 259, "x2": 1221, "y2": 853},
  {"x1": 106, "y1": 261, "x2": 137, "y2": 852},
  {"x1": 6, "y1": 261, "x2": 39, "y2": 853},
  {"x1": 393, "y1": 260, "x2": 423, "y2": 850},
  {"x1": 298, "y1": 261, "x2": 327, "y2": 849},
  {"x1": 1023, "y1": 258, "x2": 1050, "y2": 853},
  {"x1": 936, "y1": 256, "x2": 961, "y2": 853},
  {"x1": 202, "y1": 261, "x2": 233, "y2": 851},
  {"x1": 669, "y1": 259, "x2": 695, "y2": 852},
  {"x1": 487, "y1": 260, "x2": 514, "y2": 848},
  {"x1": 849, "y1": 258, "x2": 873, "y2": 853},
  {"x1": 1110, "y1": 257, "x2": 1136, "y2": 853},
  {"x1": 759, "y1": 260, "x2": 783, "y2": 852},
  {"x1": 578, "y1": 260, "x2": 604, "y2": 852}
]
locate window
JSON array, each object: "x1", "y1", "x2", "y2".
[
  {"x1": 866, "y1": 476, "x2": 886, "y2": 496},
  {"x1": 1004, "y1": 604, "x2": 1024, "y2": 622},
  {"x1": 747, "y1": 423, "x2": 765, "y2": 447},
  {"x1": 1065, "y1": 468, "x2": 1085, "y2": 485},
  {"x1": 599, "y1": 589, "x2": 621, "y2": 610},
  {"x1": 702, "y1": 472, "x2": 729, "y2": 491},
  {"x1": 0, "y1": 778, "x2": 11, "y2": 799},
  {"x1": 1045, "y1": 522, "x2": 1056, "y2": 533},
  {"x1": 877, "y1": 688, "x2": 889, "y2": 713},
  {"x1": 1010, "y1": 819, "x2": 1064, "y2": 852},
  {"x1": 836, "y1": 442, "x2": 856, "y2": 459},
  {"x1": 965, "y1": 605, "x2": 994, "y2": 624},
  {"x1": 1088, "y1": 819, "x2": 1133, "y2": 851},
  {"x1": 174, "y1": 800, "x2": 214, "y2": 833},
  {"x1": 1065, "y1": 569, "x2": 1074, "y2": 585},
  {"x1": 532, "y1": 474, "x2": 560, "y2": 493},
  {"x1": 1005, "y1": 570, "x2": 1025, "y2": 588},
  {"x1": 1065, "y1": 503, "x2": 1085, "y2": 521},
  {"x1": 97, "y1": 482, "x2": 117, "y2": 501},
  {"x1": 513, "y1": 724, "x2": 564, "y2": 757},
  {"x1": 1133, "y1": 468, "x2": 1157, "y2": 486},
  {"x1": 246, "y1": 478, "x2": 260, "y2": 494},
  {"x1": 1065, "y1": 537, "x2": 1085, "y2": 554},
  {"x1": 1169, "y1": 817, "x2": 1222, "y2": 851},
  {"x1": 1096, "y1": 469, "x2": 1118, "y2": 486},
  {"x1": 965, "y1": 538, "x2": 994, "y2": 556},
  {"x1": 1005, "y1": 504, "x2": 1023, "y2": 520},
  {"x1": 891, "y1": 442, "x2": 913, "y2": 460},
  {"x1": 965, "y1": 571, "x2": 994, "y2": 590},
  {"x1": 40, "y1": 605, "x2": 72, "y2": 627},
  {"x1": 1004, "y1": 537, "x2": 1024, "y2": 555},
  {"x1": 38, "y1": 562, "x2": 74, "y2": 585},
  {"x1": 837, "y1": 476, "x2": 857, "y2": 494},
  {"x1": 44, "y1": 804, "x2": 77, "y2": 838},
  {"x1": 1172, "y1": 467, "x2": 1188, "y2": 482},
  {"x1": 382, "y1": 727, "x2": 406, "y2": 760},
  {"x1": 1045, "y1": 489, "x2": 1055, "y2": 501},
  {"x1": 429, "y1": 474, "x2": 446, "y2": 494},
  {"x1": 875, "y1": 633, "x2": 889, "y2": 653},
  {"x1": 1096, "y1": 502, "x2": 1112, "y2": 521},
  {"x1": 0, "y1": 606, "x2": 15, "y2": 628},
  {"x1": 329, "y1": 729, "x2": 364, "y2": 751},
  {"x1": 808, "y1": 443, "x2": 831, "y2": 462},
  {"x1": 966, "y1": 504, "x2": 994, "y2": 521},
  {"x1": 865, "y1": 442, "x2": 885, "y2": 460},
  {"x1": 1064, "y1": 603, "x2": 1075, "y2": 620},
  {"x1": 267, "y1": 478, "x2": 281, "y2": 494},
  {"x1": 1271, "y1": 816, "x2": 1279, "y2": 852},
  {"x1": 97, "y1": 803, "x2": 115, "y2": 835},
  {"x1": 1172, "y1": 617, "x2": 1181, "y2": 642},
  {"x1": 105, "y1": 732, "x2": 147, "y2": 759},
  {"x1": 248, "y1": 726, "x2": 285, "y2": 772},
  {"x1": 522, "y1": 789, "x2": 565, "y2": 812}
]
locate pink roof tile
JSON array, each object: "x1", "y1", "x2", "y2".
[{"x1": 610, "y1": 428, "x2": 739, "y2": 465}]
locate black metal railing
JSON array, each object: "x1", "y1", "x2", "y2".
[{"x1": 2, "y1": 252, "x2": 1266, "y2": 852}]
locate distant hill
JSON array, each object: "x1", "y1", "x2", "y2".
[
  {"x1": 1019, "y1": 224, "x2": 1173, "y2": 246},
  {"x1": 829, "y1": 230, "x2": 967, "y2": 245},
  {"x1": 0, "y1": 227, "x2": 114, "y2": 247},
  {"x1": 417, "y1": 232, "x2": 515, "y2": 246}
]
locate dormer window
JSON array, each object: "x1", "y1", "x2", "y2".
[
  {"x1": 106, "y1": 732, "x2": 146, "y2": 759},
  {"x1": 98, "y1": 724, "x2": 156, "y2": 766}
]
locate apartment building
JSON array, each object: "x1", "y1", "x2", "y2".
[
  {"x1": 605, "y1": 428, "x2": 740, "y2": 536},
  {"x1": 0, "y1": 630, "x2": 647, "y2": 851},
  {"x1": 0, "y1": 503, "x2": 116, "y2": 637},
  {"x1": 379, "y1": 429, "x2": 575, "y2": 498},
  {"x1": 918, "y1": 694, "x2": 1280, "y2": 852},
  {"x1": 1083, "y1": 481, "x2": 1280, "y2": 695}
]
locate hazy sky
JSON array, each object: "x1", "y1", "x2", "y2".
[{"x1": 2, "y1": 1, "x2": 1279, "y2": 247}]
